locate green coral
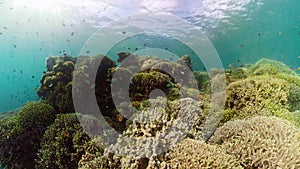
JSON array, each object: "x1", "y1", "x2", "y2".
[
  {"x1": 209, "y1": 116, "x2": 300, "y2": 168},
  {"x1": 250, "y1": 58, "x2": 297, "y2": 76},
  {"x1": 129, "y1": 70, "x2": 180, "y2": 102},
  {"x1": 287, "y1": 84, "x2": 300, "y2": 112},
  {"x1": 37, "y1": 55, "x2": 76, "y2": 113},
  {"x1": 223, "y1": 75, "x2": 292, "y2": 124},
  {"x1": 0, "y1": 102, "x2": 55, "y2": 169},
  {"x1": 36, "y1": 113, "x2": 90, "y2": 169}
]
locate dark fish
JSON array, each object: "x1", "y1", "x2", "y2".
[
  {"x1": 71, "y1": 32, "x2": 74, "y2": 36},
  {"x1": 32, "y1": 75, "x2": 35, "y2": 78},
  {"x1": 62, "y1": 23, "x2": 66, "y2": 26},
  {"x1": 3, "y1": 26, "x2": 7, "y2": 30},
  {"x1": 13, "y1": 44, "x2": 17, "y2": 48}
]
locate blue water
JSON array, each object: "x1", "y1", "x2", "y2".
[{"x1": 1, "y1": 0, "x2": 300, "y2": 112}]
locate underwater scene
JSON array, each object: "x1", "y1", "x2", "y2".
[{"x1": 2, "y1": 0, "x2": 300, "y2": 168}]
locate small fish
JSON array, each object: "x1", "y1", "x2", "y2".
[
  {"x1": 86, "y1": 50, "x2": 90, "y2": 54},
  {"x1": 117, "y1": 114, "x2": 124, "y2": 122},
  {"x1": 71, "y1": 32, "x2": 74, "y2": 36},
  {"x1": 167, "y1": 83, "x2": 172, "y2": 88}
]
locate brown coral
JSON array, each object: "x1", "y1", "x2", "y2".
[{"x1": 209, "y1": 116, "x2": 300, "y2": 168}]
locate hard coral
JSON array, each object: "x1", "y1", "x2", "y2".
[
  {"x1": 250, "y1": 58, "x2": 297, "y2": 76},
  {"x1": 209, "y1": 116, "x2": 300, "y2": 168},
  {"x1": 163, "y1": 139, "x2": 242, "y2": 169},
  {"x1": 36, "y1": 113, "x2": 90, "y2": 169},
  {"x1": 37, "y1": 55, "x2": 76, "y2": 113},
  {"x1": 0, "y1": 102, "x2": 55, "y2": 169},
  {"x1": 223, "y1": 75, "x2": 292, "y2": 124}
]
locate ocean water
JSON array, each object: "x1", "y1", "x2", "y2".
[{"x1": 1, "y1": 0, "x2": 300, "y2": 112}]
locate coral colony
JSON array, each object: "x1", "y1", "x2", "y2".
[{"x1": 1, "y1": 53, "x2": 300, "y2": 168}]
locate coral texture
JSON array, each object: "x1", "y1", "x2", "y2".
[
  {"x1": 209, "y1": 116, "x2": 300, "y2": 168},
  {"x1": 0, "y1": 102, "x2": 55, "y2": 168}
]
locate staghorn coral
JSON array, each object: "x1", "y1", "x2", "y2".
[
  {"x1": 36, "y1": 113, "x2": 90, "y2": 169},
  {"x1": 209, "y1": 116, "x2": 300, "y2": 168},
  {"x1": 0, "y1": 102, "x2": 55, "y2": 169},
  {"x1": 222, "y1": 75, "x2": 293, "y2": 124}
]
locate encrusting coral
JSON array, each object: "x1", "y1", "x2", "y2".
[{"x1": 209, "y1": 116, "x2": 300, "y2": 168}]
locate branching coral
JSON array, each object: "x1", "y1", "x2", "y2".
[
  {"x1": 209, "y1": 116, "x2": 300, "y2": 168},
  {"x1": 223, "y1": 75, "x2": 293, "y2": 124},
  {"x1": 163, "y1": 139, "x2": 242, "y2": 169},
  {"x1": 36, "y1": 113, "x2": 90, "y2": 169},
  {"x1": 0, "y1": 102, "x2": 55, "y2": 169}
]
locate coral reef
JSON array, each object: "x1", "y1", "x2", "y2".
[
  {"x1": 37, "y1": 54, "x2": 76, "y2": 113},
  {"x1": 4, "y1": 53, "x2": 300, "y2": 169},
  {"x1": 0, "y1": 102, "x2": 55, "y2": 168},
  {"x1": 250, "y1": 58, "x2": 297, "y2": 76},
  {"x1": 222, "y1": 75, "x2": 293, "y2": 124},
  {"x1": 163, "y1": 139, "x2": 242, "y2": 169},
  {"x1": 287, "y1": 84, "x2": 300, "y2": 112},
  {"x1": 129, "y1": 71, "x2": 180, "y2": 102},
  {"x1": 209, "y1": 116, "x2": 300, "y2": 168},
  {"x1": 36, "y1": 113, "x2": 90, "y2": 169}
]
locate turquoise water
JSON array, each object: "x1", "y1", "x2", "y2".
[{"x1": 0, "y1": 0, "x2": 300, "y2": 112}]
